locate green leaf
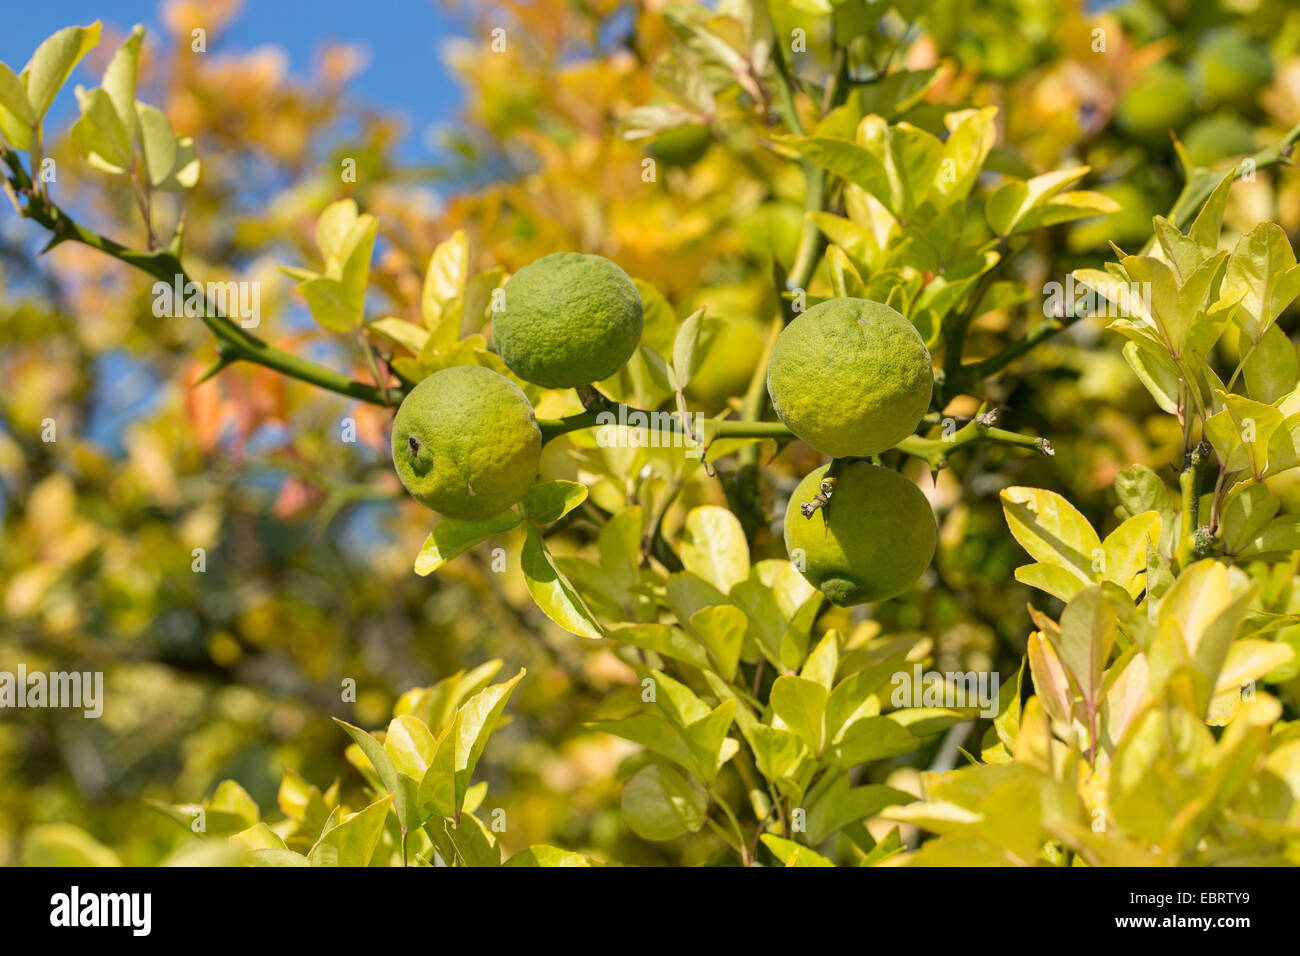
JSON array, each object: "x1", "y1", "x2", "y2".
[
  {"x1": 296, "y1": 275, "x2": 359, "y2": 333},
  {"x1": 1122, "y1": 340, "x2": 1181, "y2": 416},
  {"x1": 450, "y1": 671, "x2": 524, "y2": 813},
  {"x1": 521, "y1": 524, "x2": 603, "y2": 638},
  {"x1": 598, "y1": 506, "x2": 645, "y2": 595},
  {"x1": 609, "y1": 623, "x2": 711, "y2": 670},
  {"x1": 1014, "y1": 563, "x2": 1090, "y2": 602},
  {"x1": 987, "y1": 167, "x2": 1091, "y2": 236},
  {"x1": 1223, "y1": 222, "x2": 1300, "y2": 343},
  {"x1": 1101, "y1": 512, "x2": 1162, "y2": 597},
  {"x1": 684, "y1": 699, "x2": 737, "y2": 782},
  {"x1": 671, "y1": 307, "x2": 707, "y2": 388},
  {"x1": 930, "y1": 106, "x2": 996, "y2": 206},
  {"x1": 856, "y1": 116, "x2": 944, "y2": 222},
  {"x1": 1242, "y1": 323, "x2": 1299, "y2": 404},
  {"x1": 1013, "y1": 191, "x2": 1120, "y2": 233},
  {"x1": 130, "y1": 98, "x2": 172, "y2": 177},
  {"x1": 749, "y1": 725, "x2": 804, "y2": 781},
  {"x1": 71, "y1": 86, "x2": 131, "y2": 172},
  {"x1": 1051, "y1": 585, "x2": 1119, "y2": 716},
  {"x1": 211, "y1": 779, "x2": 260, "y2": 827},
  {"x1": 385, "y1": 715, "x2": 437, "y2": 781},
  {"x1": 806, "y1": 778, "x2": 914, "y2": 844},
  {"x1": 519, "y1": 480, "x2": 588, "y2": 524},
  {"x1": 1219, "y1": 481, "x2": 1279, "y2": 556},
  {"x1": 770, "y1": 675, "x2": 827, "y2": 755},
  {"x1": 0, "y1": 61, "x2": 35, "y2": 128},
  {"x1": 277, "y1": 768, "x2": 332, "y2": 837},
  {"x1": 423, "y1": 230, "x2": 469, "y2": 326},
  {"x1": 503, "y1": 845, "x2": 592, "y2": 867},
  {"x1": 102, "y1": 26, "x2": 143, "y2": 144},
  {"x1": 825, "y1": 244, "x2": 865, "y2": 298},
  {"x1": 333, "y1": 718, "x2": 409, "y2": 828},
  {"x1": 825, "y1": 653, "x2": 906, "y2": 741},
  {"x1": 25, "y1": 22, "x2": 102, "y2": 121},
  {"x1": 594, "y1": 714, "x2": 697, "y2": 775},
  {"x1": 833, "y1": 716, "x2": 920, "y2": 767},
  {"x1": 20, "y1": 824, "x2": 120, "y2": 867},
  {"x1": 414, "y1": 510, "x2": 523, "y2": 576},
  {"x1": 1001, "y1": 486, "x2": 1102, "y2": 585},
  {"x1": 308, "y1": 794, "x2": 393, "y2": 866},
  {"x1": 442, "y1": 812, "x2": 500, "y2": 867},
  {"x1": 231, "y1": 822, "x2": 287, "y2": 852},
  {"x1": 688, "y1": 604, "x2": 746, "y2": 681},
  {"x1": 620, "y1": 763, "x2": 708, "y2": 840},
  {"x1": 368, "y1": 316, "x2": 431, "y2": 354},
  {"x1": 760, "y1": 834, "x2": 834, "y2": 867},
  {"x1": 800, "y1": 630, "x2": 839, "y2": 690},
  {"x1": 246, "y1": 849, "x2": 311, "y2": 867},
  {"x1": 679, "y1": 505, "x2": 749, "y2": 594},
  {"x1": 786, "y1": 135, "x2": 891, "y2": 208}
]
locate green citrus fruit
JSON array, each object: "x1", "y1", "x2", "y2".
[
  {"x1": 1181, "y1": 111, "x2": 1256, "y2": 167},
  {"x1": 1116, "y1": 62, "x2": 1194, "y2": 140},
  {"x1": 391, "y1": 365, "x2": 541, "y2": 520},
  {"x1": 1194, "y1": 29, "x2": 1271, "y2": 108},
  {"x1": 493, "y1": 252, "x2": 644, "y2": 388},
  {"x1": 686, "y1": 314, "x2": 767, "y2": 411},
  {"x1": 648, "y1": 124, "x2": 712, "y2": 167},
  {"x1": 766, "y1": 298, "x2": 932, "y2": 458},
  {"x1": 784, "y1": 461, "x2": 936, "y2": 606}
]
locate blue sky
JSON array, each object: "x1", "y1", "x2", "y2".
[{"x1": 0, "y1": 0, "x2": 467, "y2": 160}]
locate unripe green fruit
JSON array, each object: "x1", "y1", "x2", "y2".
[
  {"x1": 493, "y1": 252, "x2": 644, "y2": 388},
  {"x1": 1194, "y1": 29, "x2": 1271, "y2": 108},
  {"x1": 647, "y1": 124, "x2": 712, "y2": 168},
  {"x1": 391, "y1": 365, "x2": 541, "y2": 520},
  {"x1": 766, "y1": 298, "x2": 932, "y2": 458},
  {"x1": 1116, "y1": 62, "x2": 1193, "y2": 140},
  {"x1": 784, "y1": 461, "x2": 936, "y2": 606}
]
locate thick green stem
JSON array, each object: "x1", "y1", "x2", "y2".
[
  {"x1": 2, "y1": 147, "x2": 391, "y2": 406},
  {"x1": 1176, "y1": 440, "x2": 1212, "y2": 569}
]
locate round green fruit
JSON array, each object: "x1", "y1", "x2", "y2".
[
  {"x1": 784, "y1": 461, "x2": 936, "y2": 606},
  {"x1": 1116, "y1": 62, "x2": 1194, "y2": 140},
  {"x1": 647, "y1": 124, "x2": 712, "y2": 168},
  {"x1": 1194, "y1": 29, "x2": 1271, "y2": 108},
  {"x1": 391, "y1": 365, "x2": 541, "y2": 520},
  {"x1": 686, "y1": 314, "x2": 767, "y2": 411},
  {"x1": 493, "y1": 252, "x2": 644, "y2": 388},
  {"x1": 766, "y1": 297, "x2": 932, "y2": 458}
]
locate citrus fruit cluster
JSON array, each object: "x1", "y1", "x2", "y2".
[
  {"x1": 767, "y1": 298, "x2": 937, "y2": 606},
  {"x1": 391, "y1": 253, "x2": 643, "y2": 520},
  {"x1": 392, "y1": 258, "x2": 936, "y2": 606}
]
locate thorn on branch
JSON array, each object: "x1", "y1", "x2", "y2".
[{"x1": 193, "y1": 349, "x2": 237, "y2": 386}]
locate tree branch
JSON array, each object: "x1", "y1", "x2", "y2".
[{"x1": 2, "y1": 146, "x2": 392, "y2": 406}]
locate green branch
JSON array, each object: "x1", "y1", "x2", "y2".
[
  {"x1": 2, "y1": 146, "x2": 392, "y2": 406},
  {"x1": 1148, "y1": 121, "x2": 1300, "y2": 251},
  {"x1": 537, "y1": 399, "x2": 1051, "y2": 468}
]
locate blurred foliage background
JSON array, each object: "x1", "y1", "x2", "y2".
[{"x1": 2, "y1": 0, "x2": 1300, "y2": 865}]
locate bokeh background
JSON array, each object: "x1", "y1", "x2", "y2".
[{"x1": 3, "y1": 0, "x2": 1300, "y2": 864}]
